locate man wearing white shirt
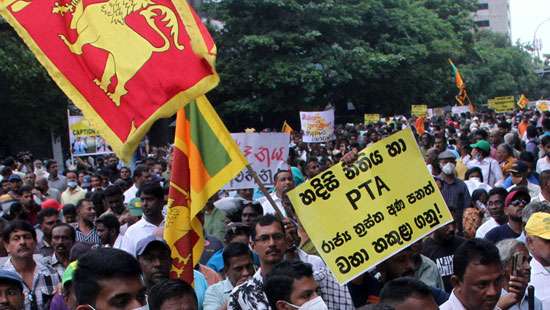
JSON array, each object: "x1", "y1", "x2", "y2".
[
  {"x1": 476, "y1": 188, "x2": 508, "y2": 239},
  {"x1": 123, "y1": 165, "x2": 150, "y2": 204},
  {"x1": 531, "y1": 170, "x2": 550, "y2": 203},
  {"x1": 258, "y1": 170, "x2": 294, "y2": 217},
  {"x1": 440, "y1": 239, "x2": 503, "y2": 310},
  {"x1": 525, "y1": 212, "x2": 550, "y2": 309},
  {"x1": 120, "y1": 181, "x2": 164, "y2": 256},
  {"x1": 467, "y1": 140, "x2": 503, "y2": 187},
  {"x1": 535, "y1": 136, "x2": 550, "y2": 174}
]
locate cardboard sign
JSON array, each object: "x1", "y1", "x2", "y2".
[
  {"x1": 364, "y1": 114, "x2": 381, "y2": 125},
  {"x1": 287, "y1": 128, "x2": 453, "y2": 284},
  {"x1": 300, "y1": 110, "x2": 335, "y2": 143},
  {"x1": 451, "y1": 105, "x2": 470, "y2": 115},
  {"x1": 411, "y1": 105, "x2": 428, "y2": 117},
  {"x1": 488, "y1": 96, "x2": 515, "y2": 113},
  {"x1": 224, "y1": 133, "x2": 290, "y2": 189},
  {"x1": 68, "y1": 115, "x2": 113, "y2": 156}
]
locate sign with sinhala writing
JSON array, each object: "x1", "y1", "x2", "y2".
[
  {"x1": 364, "y1": 114, "x2": 380, "y2": 125},
  {"x1": 224, "y1": 133, "x2": 290, "y2": 190},
  {"x1": 411, "y1": 105, "x2": 428, "y2": 117},
  {"x1": 287, "y1": 128, "x2": 453, "y2": 284},
  {"x1": 300, "y1": 110, "x2": 335, "y2": 143},
  {"x1": 488, "y1": 96, "x2": 515, "y2": 113}
]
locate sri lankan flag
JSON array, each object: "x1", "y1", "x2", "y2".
[
  {"x1": 282, "y1": 121, "x2": 294, "y2": 134},
  {"x1": 449, "y1": 59, "x2": 465, "y2": 90},
  {"x1": 1, "y1": 0, "x2": 218, "y2": 162},
  {"x1": 517, "y1": 94, "x2": 529, "y2": 109},
  {"x1": 164, "y1": 95, "x2": 247, "y2": 284}
]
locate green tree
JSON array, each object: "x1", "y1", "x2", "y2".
[{"x1": 0, "y1": 28, "x2": 67, "y2": 156}]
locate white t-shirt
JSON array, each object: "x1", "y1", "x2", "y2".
[
  {"x1": 475, "y1": 217, "x2": 499, "y2": 239},
  {"x1": 536, "y1": 156, "x2": 550, "y2": 174}
]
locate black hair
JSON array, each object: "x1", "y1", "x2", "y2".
[
  {"x1": 103, "y1": 185, "x2": 123, "y2": 198},
  {"x1": 2, "y1": 220, "x2": 36, "y2": 241},
  {"x1": 273, "y1": 169, "x2": 292, "y2": 184},
  {"x1": 62, "y1": 204, "x2": 77, "y2": 216},
  {"x1": 380, "y1": 277, "x2": 433, "y2": 306},
  {"x1": 526, "y1": 125, "x2": 538, "y2": 139},
  {"x1": 95, "y1": 214, "x2": 120, "y2": 235},
  {"x1": 45, "y1": 160, "x2": 57, "y2": 170},
  {"x1": 16, "y1": 185, "x2": 32, "y2": 196},
  {"x1": 471, "y1": 188, "x2": 488, "y2": 204},
  {"x1": 222, "y1": 242, "x2": 253, "y2": 269},
  {"x1": 488, "y1": 187, "x2": 508, "y2": 201},
  {"x1": 465, "y1": 167, "x2": 483, "y2": 182},
  {"x1": 73, "y1": 248, "x2": 142, "y2": 306},
  {"x1": 264, "y1": 261, "x2": 314, "y2": 309},
  {"x1": 224, "y1": 225, "x2": 251, "y2": 244},
  {"x1": 519, "y1": 151, "x2": 536, "y2": 164},
  {"x1": 474, "y1": 129, "x2": 488, "y2": 140},
  {"x1": 37, "y1": 208, "x2": 59, "y2": 224},
  {"x1": 540, "y1": 170, "x2": 550, "y2": 185},
  {"x1": 542, "y1": 135, "x2": 550, "y2": 147},
  {"x1": 453, "y1": 238, "x2": 501, "y2": 280},
  {"x1": 75, "y1": 198, "x2": 92, "y2": 210},
  {"x1": 140, "y1": 181, "x2": 164, "y2": 200},
  {"x1": 148, "y1": 279, "x2": 197, "y2": 310},
  {"x1": 250, "y1": 214, "x2": 285, "y2": 241},
  {"x1": 543, "y1": 118, "x2": 550, "y2": 131},
  {"x1": 52, "y1": 223, "x2": 76, "y2": 241},
  {"x1": 133, "y1": 165, "x2": 149, "y2": 180},
  {"x1": 243, "y1": 202, "x2": 263, "y2": 217}
]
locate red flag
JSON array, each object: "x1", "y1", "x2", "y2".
[
  {"x1": 415, "y1": 117, "x2": 425, "y2": 136},
  {"x1": 1, "y1": 0, "x2": 218, "y2": 162}
]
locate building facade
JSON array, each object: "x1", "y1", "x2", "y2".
[{"x1": 474, "y1": 0, "x2": 512, "y2": 39}]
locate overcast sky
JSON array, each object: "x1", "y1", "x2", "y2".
[{"x1": 510, "y1": 0, "x2": 550, "y2": 56}]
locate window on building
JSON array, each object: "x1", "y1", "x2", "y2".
[
  {"x1": 478, "y1": 3, "x2": 489, "y2": 10},
  {"x1": 475, "y1": 20, "x2": 490, "y2": 27}
]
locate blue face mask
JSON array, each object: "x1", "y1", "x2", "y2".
[{"x1": 67, "y1": 181, "x2": 77, "y2": 189}]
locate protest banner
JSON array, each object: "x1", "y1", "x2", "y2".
[
  {"x1": 68, "y1": 115, "x2": 113, "y2": 156},
  {"x1": 451, "y1": 105, "x2": 470, "y2": 115},
  {"x1": 300, "y1": 110, "x2": 335, "y2": 143},
  {"x1": 364, "y1": 114, "x2": 380, "y2": 125},
  {"x1": 536, "y1": 100, "x2": 550, "y2": 113},
  {"x1": 411, "y1": 105, "x2": 428, "y2": 117},
  {"x1": 287, "y1": 128, "x2": 453, "y2": 284},
  {"x1": 224, "y1": 133, "x2": 290, "y2": 189},
  {"x1": 488, "y1": 96, "x2": 515, "y2": 113}
]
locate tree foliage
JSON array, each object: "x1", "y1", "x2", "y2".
[{"x1": 205, "y1": 0, "x2": 542, "y2": 129}]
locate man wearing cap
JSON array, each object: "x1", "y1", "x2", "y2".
[
  {"x1": 438, "y1": 150, "x2": 471, "y2": 233},
  {"x1": 135, "y1": 236, "x2": 209, "y2": 307},
  {"x1": 485, "y1": 187, "x2": 531, "y2": 244},
  {"x1": 467, "y1": 140, "x2": 503, "y2": 187},
  {"x1": 506, "y1": 160, "x2": 540, "y2": 199},
  {"x1": 0, "y1": 270, "x2": 25, "y2": 309},
  {"x1": 525, "y1": 212, "x2": 550, "y2": 308}
]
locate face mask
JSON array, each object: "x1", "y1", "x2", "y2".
[
  {"x1": 67, "y1": 181, "x2": 77, "y2": 189},
  {"x1": 285, "y1": 296, "x2": 329, "y2": 310},
  {"x1": 469, "y1": 177, "x2": 481, "y2": 183},
  {"x1": 441, "y1": 162, "x2": 456, "y2": 175}
]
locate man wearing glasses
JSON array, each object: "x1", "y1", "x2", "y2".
[
  {"x1": 485, "y1": 187, "x2": 531, "y2": 244},
  {"x1": 476, "y1": 187, "x2": 509, "y2": 239}
]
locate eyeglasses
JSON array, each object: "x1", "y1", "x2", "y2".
[
  {"x1": 255, "y1": 232, "x2": 285, "y2": 243},
  {"x1": 510, "y1": 199, "x2": 528, "y2": 207}
]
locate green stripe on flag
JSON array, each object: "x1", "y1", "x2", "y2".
[{"x1": 185, "y1": 101, "x2": 231, "y2": 176}]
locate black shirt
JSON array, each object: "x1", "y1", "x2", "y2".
[
  {"x1": 422, "y1": 236, "x2": 465, "y2": 293},
  {"x1": 484, "y1": 224, "x2": 520, "y2": 244}
]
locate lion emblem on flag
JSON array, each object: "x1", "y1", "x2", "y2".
[{"x1": 54, "y1": 0, "x2": 185, "y2": 106}]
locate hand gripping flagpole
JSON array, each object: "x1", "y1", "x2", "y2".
[{"x1": 245, "y1": 164, "x2": 285, "y2": 219}]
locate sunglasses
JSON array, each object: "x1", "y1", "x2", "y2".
[{"x1": 510, "y1": 199, "x2": 528, "y2": 207}]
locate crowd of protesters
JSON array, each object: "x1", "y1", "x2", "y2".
[{"x1": 0, "y1": 108, "x2": 548, "y2": 310}]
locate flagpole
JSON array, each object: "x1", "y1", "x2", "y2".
[{"x1": 245, "y1": 165, "x2": 285, "y2": 219}]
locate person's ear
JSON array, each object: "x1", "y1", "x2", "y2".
[
  {"x1": 450, "y1": 275, "x2": 461, "y2": 291},
  {"x1": 275, "y1": 300, "x2": 290, "y2": 310}
]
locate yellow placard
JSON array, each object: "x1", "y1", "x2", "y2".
[
  {"x1": 411, "y1": 105, "x2": 428, "y2": 117},
  {"x1": 364, "y1": 114, "x2": 380, "y2": 125},
  {"x1": 287, "y1": 128, "x2": 453, "y2": 284},
  {"x1": 488, "y1": 96, "x2": 515, "y2": 113}
]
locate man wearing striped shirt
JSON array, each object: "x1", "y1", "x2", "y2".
[{"x1": 74, "y1": 198, "x2": 100, "y2": 245}]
